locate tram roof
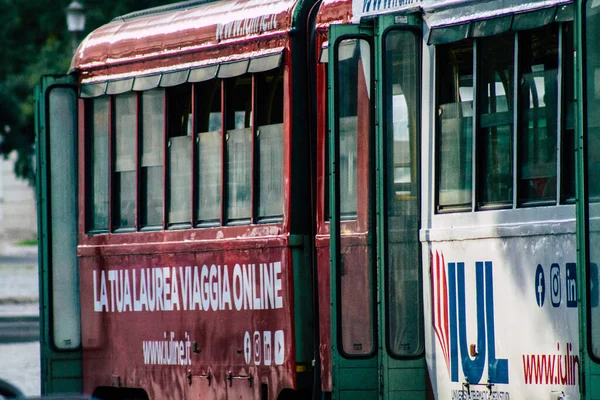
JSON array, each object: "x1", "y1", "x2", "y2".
[
  {"x1": 316, "y1": 0, "x2": 572, "y2": 28},
  {"x1": 71, "y1": 0, "x2": 300, "y2": 86}
]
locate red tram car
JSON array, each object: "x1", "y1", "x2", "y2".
[{"x1": 37, "y1": 0, "x2": 318, "y2": 398}]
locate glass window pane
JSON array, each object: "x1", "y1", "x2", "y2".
[
  {"x1": 337, "y1": 39, "x2": 369, "y2": 218},
  {"x1": 113, "y1": 93, "x2": 137, "y2": 229},
  {"x1": 336, "y1": 38, "x2": 374, "y2": 356},
  {"x1": 478, "y1": 34, "x2": 514, "y2": 207},
  {"x1": 226, "y1": 77, "x2": 252, "y2": 221},
  {"x1": 561, "y1": 22, "x2": 576, "y2": 202},
  {"x1": 88, "y1": 97, "x2": 109, "y2": 231},
  {"x1": 49, "y1": 88, "x2": 80, "y2": 349},
  {"x1": 585, "y1": 0, "x2": 600, "y2": 357},
  {"x1": 141, "y1": 89, "x2": 164, "y2": 227},
  {"x1": 384, "y1": 30, "x2": 422, "y2": 357},
  {"x1": 437, "y1": 40, "x2": 473, "y2": 211},
  {"x1": 518, "y1": 26, "x2": 558, "y2": 204},
  {"x1": 167, "y1": 85, "x2": 192, "y2": 225},
  {"x1": 196, "y1": 80, "x2": 222, "y2": 223},
  {"x1": 322, "y1": 63, "x2": 330, "y2": 221},
  {"x1": 256, "y1": 69, "x2": 284, "y2": 218}
]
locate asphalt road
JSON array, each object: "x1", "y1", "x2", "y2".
[
  {"x1": 0, "y1": 253, "x2": 38, "y2": 266},
  {"x1": 0, "y1": 315, "x2": 39, "y2": 344},
  {"x1": 0, "y1": 247, "x2": 39, "y2": 344}
]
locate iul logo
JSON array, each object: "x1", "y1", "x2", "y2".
[{"x1": 431, "y1": 252, "x2": 509, "y2": 384}]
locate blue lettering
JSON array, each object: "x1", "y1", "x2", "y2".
[
  {"x1": 448, "y1": 261, "x2": 509, "y2": 384},
  {"x1": 484, "y1": 261, "x2": 508, "y2": 383},
  {"x1": 449, "y1": 262, "x2": 459, "y2": 382},
  {"x1": 457, "y1": 262, "x2": 486, "y2": 383}
]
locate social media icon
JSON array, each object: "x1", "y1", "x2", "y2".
[
  {"x1": 243, "y1": 331, "x2": 251, "y2": 364},
  {"x1": 535, "y1": 264, "x2": 545, "y2": 307},
  {"x1": 264, "y1": 331, "x2": 272, "y2": 366},
  {"x1": 254, "y1": 331, "x2": 261, "y2": 365},
  {"x1": 566, "y1": 263, "x2": 577, "y2": 308},
  {"x1": 550, "y1": 263, "x2": 561, "y2": 307},
  {"x1": 274, "y1": 330, "x2": 285, "y2": 365}
]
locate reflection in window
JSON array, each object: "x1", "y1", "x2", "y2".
[
  {"x1": 437, "y1": 40, "x2": 473, "y2": 210},
  {"x1": 436, "y1": 22, "x2": 573, "y2": 212},
  {"x1": 336, "y1": 38, "x2": 374, "y2": 356},
  {"x1": 256, "y1": 69, "x2": 284, "y2": 219},
  {"x1": 226, "y1": 77, "x2": 252, "y2": 221},
  {"x1": 113, "y1": 93, "x2": 137, "y2": 229},
  {"x1": 519, "y1": 26, "x2": 558, "y2": 204},
  {"x1": 337, "y1": 39, "x2": 368, "y2": 217},
  {"x1": 140, "y1": 89, "x2": 164, "y2": 227},
  {"x1": 167, "y1": 85, "x2": 192, "y2": 226},
  {"x1": 479, "y1": 34, "x2": 513, "y2": 207},
  {"x1": 196, "y1": 80, "x2": 222, "y2": 224},
  {"x1": 88, "y1": 97, "x2": 110, "y2": 231},
  {"x1": 384, "y1": 30, "x2": 422, "y2": 357},
  {"x1": 85, "y1": 65, "x2": 289, "y2": 233}
]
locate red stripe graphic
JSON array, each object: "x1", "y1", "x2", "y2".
[{"x1": 431, "y1": 250, "x2": 450, "y2": 374}]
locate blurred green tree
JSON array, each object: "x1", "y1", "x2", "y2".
[{"x1": 0, "y1": 0, "x2": 181, "y2": 184}]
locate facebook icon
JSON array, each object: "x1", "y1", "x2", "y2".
[{"x1": 536, "y1": 264, "x2": 545, "y2": 307}]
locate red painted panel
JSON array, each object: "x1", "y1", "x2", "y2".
[
  {"x1": 79, "y1": 243, "x2": 295, "y2": 399},
  {"x1": 315, "y1": 235, "x2": 332, "y2": 393},
  {"x1": 315, "y1": 0, "x2": 353, "y2": 29},
  {"x1": 314, "y1": 29, "x2": 332, "y2": 393},
  {"x1": 72, "y1": 0, "x2": 298, "y2": 76}
]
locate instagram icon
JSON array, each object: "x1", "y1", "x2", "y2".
[{"x1": 550, "y1": 263, "x2": 561, "y2": 307}]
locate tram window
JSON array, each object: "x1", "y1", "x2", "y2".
[
  {"x1": 384, "y1": 30, "x2": 422, "y2": 357},
  {"x1": 437, "y1": 40, "x2": 473, "y2": 211},
  {"x1": 336, "y1": 38, "x2": 374, "y2": 356},
  {"x1": 479, "y1": 34, "x2": 514, "y2": 208},
  {"x1": 140, "y1": 89, "x2": 164, "y2": 228},
  {"x1": 436, "y1": 22, "x2": 574, "y2": 212},
  {"x1": 113, "y1": 93, "x2": 137, "y2": 230},
  {"x1": 256, "y1": 69, "x2": 284, "y2": 219},
  {"x1": 167, "y1": 84, "x2": 192, "y2": 226},
  {"x1": 226, "y1": 77, "x2": 252, "y2": 221},
  {"x1": 518, "y1": 26, "x2": 558, "y2": 205},
  {"x1": 195, "y1": 80, "x2": 222, "y2": 224},
  {"x1": 336, "y1": 39, "x2": 368, "y2": 218},
  {"x1": 87, "y1": 97, "x2": 110, "y2": 232},
  {"x1": 561, "y1": 23, "x2": 576, "y2": 202},
  {"x1": 323, "y1": 65, "x2": 330, "y2": 222}
]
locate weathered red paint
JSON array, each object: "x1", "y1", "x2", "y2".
[
  {"x1": 79, "y1": 240, "x2": 295, "y2": 400},
  {"x1": 72, "y1": 0, "x2": 296, "y2": 70},
  {"x1": 314, "y1": 27, "x2": 332, "y2": 393},
  {"x1": 315, "y1": 0, "x2": 353, "y2": 29},
  {"x1": 72, "y1": 0, "x2": 298, "y2": 80},
  {"x1": 72, "y1": 1, "x2": 306, "y2": 398}
]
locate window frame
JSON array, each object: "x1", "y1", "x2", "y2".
[
  {"x1": 84, "y1": 65, "x2": 286, "y2": 235},
  {"x1": 381, "y1": 27, "x2": 425, "y2": 359},
  {"x1": 434, "y1": 19, "x2": 574, "y2": 214},
  {"x1": 330, "y1": 33, "x2": 377, "y2": 359}
]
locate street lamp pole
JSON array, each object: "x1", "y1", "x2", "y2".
[{"x1": 66, "y1": 1, "x2": 86, "y2": 53}]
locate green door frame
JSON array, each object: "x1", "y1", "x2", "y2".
[
  {"x1": 328, "y1": 14, "x2": 427, "y2": 400},
  {"x1": 374, "y1": 13, "x2": 427, "y2": 400},
  {"x1": 35, "y1": 74, "x2": 82, "y2": 395},
  {"x1": 329, "y1": 22, "x2": 379, "y2": 400}
]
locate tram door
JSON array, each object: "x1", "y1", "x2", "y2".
[
  {"x1": 328, "y1": 15, "x2": 425, "y2": 400},
  {"x1": 34, "y1": 75, "x2": 82, "y2": 395},
  {"x1": 580, "y1": 1, "x2": 600, "y2": 397}
]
